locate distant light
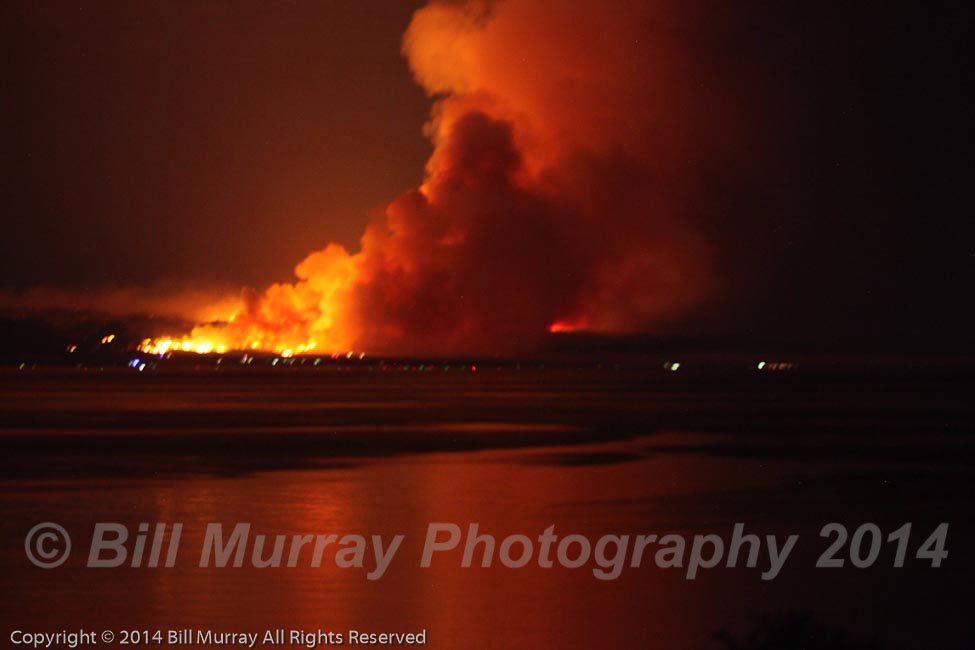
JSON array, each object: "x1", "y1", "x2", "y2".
[
  {"x1": 101, "y1": 334, "x2": 116, "y2": 344},
  {"x1": 471, "y1": 365, "x2": 477, "y2": 372},
  {"x1": 138, "y1": 363, "x2": 146, "y2": 372},
  {"x1": 757, "y1": 361, "x2": 766, "y2": 370},
  {"x1": 669, "y1": 362, "x2": 680, "y2": 372},
  {"x1": 129, "y1": 358, "x2": 141, "y2": 369}
]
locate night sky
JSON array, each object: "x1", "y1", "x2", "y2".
[
  {"x1": 4, "y1": 1, "x2": 431, "y2": 288},
  {"x1": 2, "y1": 0, "x2": 971, "y2": 349}
]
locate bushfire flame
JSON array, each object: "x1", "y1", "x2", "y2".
[{"x1": 142, "y1": 0, "x2": 726, "y2": 356}]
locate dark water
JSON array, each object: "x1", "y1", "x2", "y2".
[{"x1": 1, "y1": 367, "x2": 972, "y2": 648}]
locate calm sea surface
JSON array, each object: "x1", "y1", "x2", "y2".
[{"x1": 1, "y1": 368, "x2": 972, "y2": 648}]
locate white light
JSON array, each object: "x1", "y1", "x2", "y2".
[
  {"x1": 757, "y1": 361, "x2": 766, "y2": 370},
  {"x1": 670, "y1": 362, "x2": 680, "y2": 372}
]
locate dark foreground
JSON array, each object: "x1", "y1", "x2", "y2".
[{"x1": 1, "y1": 364, "x2": 973, "y2": 649}]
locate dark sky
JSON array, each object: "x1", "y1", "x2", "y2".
[
  {"x1": 684, "y1": 0, "x2": 971, "y2": 347},
  {"x1": 1, "y1": 0, "x2": 971, "y2": 347},
  {"x1": 3, "y1": 0, "x2": 430, "y2": 288}
]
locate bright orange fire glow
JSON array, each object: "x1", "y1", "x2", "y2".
[
  {"x1": 548, "y1": 321, "x2": 585, "y2": 334},
  {"x1": 139, "y1": 243, "x2": 359, "y2": 356},
  {"x1": 139, "y1": 0, "x2": 717, "y2": 356},
  {"x1": 137, "y1": 336, "x2": 328, "y2": 358}
]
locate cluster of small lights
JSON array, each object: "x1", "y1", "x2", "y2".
[{"x1": 128, "y1": 357, "x2": 149, "y2": 372}]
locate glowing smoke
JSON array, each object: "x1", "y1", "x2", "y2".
[{"x1": 148, "y1": 0, "x2": 740, "y2": 356}]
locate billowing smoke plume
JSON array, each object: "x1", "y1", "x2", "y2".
[{"x1": 168, "y1": 0, "x2": 740, "y2": 355}]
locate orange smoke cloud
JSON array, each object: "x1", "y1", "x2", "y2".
[{"x1": 148, "y1": 0, "x2": 737, "y2": 356}]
